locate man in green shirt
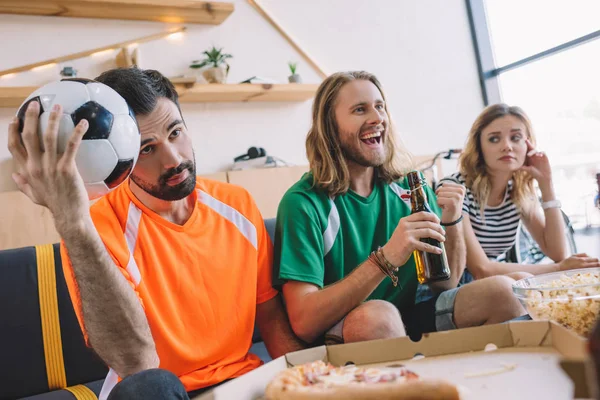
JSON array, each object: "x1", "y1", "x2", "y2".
[{"x1": 274, "y1": 71, "x2": 525, "y2": 345}]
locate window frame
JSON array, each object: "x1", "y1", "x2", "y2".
[{"x1": 465, "y1": 0, "x2": 600, "y2": 105}]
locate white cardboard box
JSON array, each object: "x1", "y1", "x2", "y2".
[{"x1": 195, "y1": 321, "x2": 589, "y2": 400}]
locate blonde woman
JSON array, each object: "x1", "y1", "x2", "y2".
[{"x1": 444, "y1": 103, "x2": 599, "y2": 283}]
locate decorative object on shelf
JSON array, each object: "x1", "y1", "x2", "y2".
[
  {"x1": 287, "y1": 62, "x2": 301, "y2": 83},
  {"x1": 59, "y1": 66, "x2": 77, "y2": 78},
  {"x1": 240, "y1": 76, "x2": 278, "y2": 84},
  {"x1": 231, "y1": 146, "x2": 290, "y2": 170},
  {"x1": 190, "y1": 46, "x2": 232, "y2": 84}
]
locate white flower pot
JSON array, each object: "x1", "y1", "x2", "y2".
[
  {"x1": 288, "y1": 74, "x2": 302, "y2": 83},
  {"x1": 202, "y1": 66, "x2": 228, "y2": 84}
]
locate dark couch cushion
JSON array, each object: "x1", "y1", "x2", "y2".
[
  {"x1": 21, "y1": 380, "x2": 105, "y2": 400},
  {"x1": 0, "y1": 244, "x2": 107, "y2": 399},
  {"x1": 264, "y1": 218, "x2": 276, "y2": 243}
]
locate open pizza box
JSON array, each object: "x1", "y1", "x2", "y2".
[{"x1": 195, "y1": 320, "x2": 590, "y2": 400}]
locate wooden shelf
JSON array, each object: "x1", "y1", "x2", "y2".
[
  {"x1": 0, "y1": 0, "x2": 234, "y2": 24},
  {"x1": 0, "y1": 87, "x2": 38, "y2": 108},
  {"x1": 0, "y1": 84, "x2": 318, "y2": 107},
  {"x1": 175, "y1": 83, "x2": 319, "y2": 103}
]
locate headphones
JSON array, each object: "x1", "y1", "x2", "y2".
[{"x1": 234, "y1": 146, "x2": 266, "y2": 162}]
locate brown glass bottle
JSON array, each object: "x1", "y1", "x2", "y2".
[{"x1": 407, "y1": 171, "x2": 451, "y2": 284}]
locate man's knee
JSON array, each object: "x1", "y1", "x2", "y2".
[
  {"x1": 479, "y1": 275, "x2": 525, "y2": 321},
  {"x1": 342, "y1": 300, "x2": 406, "y2": 343},
  {"x1": 506, "y1": 271, "x2": 534, "y2": 281},
  {"x1": 107, "y1": 368, "x2": 188, "y2": 400}
]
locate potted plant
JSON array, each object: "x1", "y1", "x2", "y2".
[
  {"x1": 190, "y1": 46, "x2": 232, "y2": 84},
  {"x1": 288, "y1": 62, "x2": 302, "y2": 83}
]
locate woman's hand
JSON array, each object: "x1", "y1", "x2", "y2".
[
  {"x1": 519, "y1": 139, "x2": 552, "y2": 188},
  {"x1": 558, "y1": 253, "x2": 600, "y2": 271}
]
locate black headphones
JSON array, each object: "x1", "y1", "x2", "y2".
[{"x1": 234, "y1": 146, "x2": 266, "y2": 162}]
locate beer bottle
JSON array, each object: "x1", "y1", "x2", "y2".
[{"x1": 407, "y1": 171, "x2": 451, "y2": 284}]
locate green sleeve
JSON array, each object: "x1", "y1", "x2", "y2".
[
  {"x1": 425, "y1": 185, "x2": 443, "y2": 219},
  {"x1": 273, "y1": 191, "x2": 326, "y2": 289}
]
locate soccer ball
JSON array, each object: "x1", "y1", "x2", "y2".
[{"x1": 17, "y1": 78, "x2": 140, "y2": 200}]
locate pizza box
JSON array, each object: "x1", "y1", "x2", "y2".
[
  {"x1": 194, "y1": 321, "x2": 588, "y2": 400},
  {"x1": 560, "y1": 358, "x2": 596, "y2": 399}
]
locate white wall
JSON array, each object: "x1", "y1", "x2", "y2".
[{"x1": 0, "y1": 0, "x2": 483, "y2": 192}]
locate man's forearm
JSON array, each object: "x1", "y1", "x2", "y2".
[
  {"x1": 431, "y1": 224, "x2": 466, "y2": 291},
  {"x1": 257, "y1": 295, "x2": 305, "y2": 359},
  {"x1": 59, "y1": 216, "x2": 159, "y2": 377},
  {"x1": 284, "y1": 260, "x2": 386, "y2": 343}
]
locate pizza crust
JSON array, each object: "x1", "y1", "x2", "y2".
[
  {"x1": 266, "y1": 378, "x2": 460, "y2": 400},
  {"x1": 265, "y1": 362, "x2": 460, "y2": 400}
]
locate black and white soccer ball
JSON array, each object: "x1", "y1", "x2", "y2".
[{"x1": 17, "y1": 78, "x2": 140, "y2": 200}]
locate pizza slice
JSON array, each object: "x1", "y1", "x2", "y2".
[{"x1": 265, "y1": 360, "x2": 460, "y2": 400}]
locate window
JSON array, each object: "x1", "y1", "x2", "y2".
[{"x1": 467, "y1": 0, "x2": 600, "y2": 228}]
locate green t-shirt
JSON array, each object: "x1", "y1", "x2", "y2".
[{"x1": 273, "y1": 172, "x2": 442, "y2": 312}]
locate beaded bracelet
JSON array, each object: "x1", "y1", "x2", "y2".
[{"x1": 368, "y1": 248, "x2": 399, "y2": 287}]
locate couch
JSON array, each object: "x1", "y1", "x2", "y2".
[{"x1": 0, "y1": 219, "x2": 276, "y2": 399}]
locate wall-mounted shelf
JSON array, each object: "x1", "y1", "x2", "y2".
[
  {"x1": 0, "y1": 83, "x2": 319, "y2": 107},
  {"x1": 0, "y1": 0, "x2": 234, "y2": 24},
  {"x1": 0, "y1": 87, "x2": 37, "y2": 108},
  {"x1": 175, "y1": 83, "x2": 319, "y2": 103}
]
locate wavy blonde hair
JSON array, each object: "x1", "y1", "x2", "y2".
[
  {"x1": 306, "y1": 71, "x2": 412, "y2": 196},
  {"x1": 459, "y1": 103, "x2": 538, "y2": 219}
]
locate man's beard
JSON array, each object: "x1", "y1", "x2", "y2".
[
  {"x1": 339, "y1": 131, "x2": 386, "y2": 168},
  {"x1": 131, "y1": 159, "x2": 197, "y2": 201}
]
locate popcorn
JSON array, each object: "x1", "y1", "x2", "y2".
[{"x1": 522, "y1": 271, "x2": 600, "y2": 336}]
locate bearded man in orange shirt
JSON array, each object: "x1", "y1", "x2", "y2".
[{"x1": 8, "y1": 67, "x2": 304, "y2": 400}]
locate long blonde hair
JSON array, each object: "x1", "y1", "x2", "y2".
[
  {"x1": 306, "y1": 71, "x2": 411, "y2": 196},
  {"x1": 459, "y1": 103, "x2": 538, "y2": 218}
]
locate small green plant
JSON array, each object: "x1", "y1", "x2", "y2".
[
  {"x1": 190, "y1": 46, "x2": 232, "y2": 72},
  {"x1": 288, "y1": 62, "x2": 298, "y2": 75}
]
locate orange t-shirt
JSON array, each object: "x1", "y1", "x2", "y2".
[{"x1": 61, "y1": 177, "x2": 277, "y2": 393}]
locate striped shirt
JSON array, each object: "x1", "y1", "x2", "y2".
[{"x1": 443, "y1": 172, "x2": 520, "y2": 261}]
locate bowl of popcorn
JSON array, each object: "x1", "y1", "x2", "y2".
[{"x1": 512, "y1": 267, "x2": 600, "y2": 337}]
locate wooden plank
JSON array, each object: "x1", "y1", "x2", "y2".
[
  {"x1": 0, "y1": 0, "x2": 234, "y2": 24},
  {"x1": 227, "y1": 166, "x2": 309, "y2": 219},
  {"x1": 176, "y1": 83, "x2": 319, "y2": 103},
  {"x1": 0, "y1": 191, "x2": 61, "y2": 250},
  {"x1": 0, "y1": 84, "x2": 319, "y2": 107},
  {"x1": 0, "y1": 86, "x2": 38, "y2": 108},
  {"x1": 114, "y1": 47, "x2": 133, "y2": 68},
  {"x1": 0, "y1": 27, "x2": 186, "y2": 77}
]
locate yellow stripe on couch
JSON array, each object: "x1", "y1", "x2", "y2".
[
  {"x1": 36, "y1": 244, "x2": 67, "y2": 390},
  {"x1": 65, "y1": 384, "x2": 98, "y2": 400}
]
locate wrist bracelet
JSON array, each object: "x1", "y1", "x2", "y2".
[
  {"x1": 441, "y1": 214, "x2": 463, "y2": 227},
  {"x1": 541, "y1": 199, "x2": 561, "y2": 210},
  {"x1": 375, "y1": 247, "x2": 398, "y2": 272},
  {"x1": 368, "y1": 249, "x2": 398, "y2": 287}
]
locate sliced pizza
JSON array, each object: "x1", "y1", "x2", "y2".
[{"x1": 265, "y1": 360, "x2": 460, "y2": 400}]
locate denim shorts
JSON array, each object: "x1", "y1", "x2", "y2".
[
  {"x1": 324, "y1": 287, "x2": 460, "y2": 344},
  {"x1": 433, "y1": 287, "x2": 459, "y2": 331}
]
